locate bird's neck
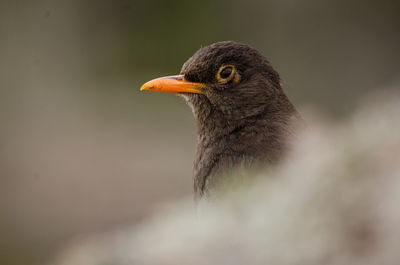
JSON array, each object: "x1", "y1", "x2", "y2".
[{"x1": 188, "y1": 94, "x2": 299, "y2": 198}]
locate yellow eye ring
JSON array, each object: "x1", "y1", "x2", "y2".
[{"x1": 216, "y1": 64, "x2": 240, "y2": 84}]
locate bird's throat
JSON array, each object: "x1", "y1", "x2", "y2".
[{"x1": 183, "y1": 93, "x2": 298, "y2": 198}]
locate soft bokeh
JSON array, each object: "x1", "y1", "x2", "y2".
[
  {"x1": 53, "y1": 91, "x2": 400, "y2": 265},
  {"x1": 1, "y1": 1, "x2": 399, "y2": 265}
]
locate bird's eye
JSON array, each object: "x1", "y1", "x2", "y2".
[
  {"x1": 220, "y1": 67, "x2": 232, "y2": 79},
  {"x1": 216, "y1": 64, "x2": 239, "y2": 84}
]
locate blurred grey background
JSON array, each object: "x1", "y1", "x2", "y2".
[{"x1": 0, "y1": 0, "x2": 399, "y2": 265}]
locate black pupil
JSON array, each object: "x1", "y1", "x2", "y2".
[{"x1": 220, "y1": 67, "x2": 233, "y2": 79}]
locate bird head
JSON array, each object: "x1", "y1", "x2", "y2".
[{"x1": 141, "y1": 41, "x2": 291, "y2": 132}]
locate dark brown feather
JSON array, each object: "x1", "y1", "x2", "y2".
[{"x1": 180, "y1": 41, "x2": 301, "y2": 198}]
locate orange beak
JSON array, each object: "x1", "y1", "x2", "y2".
[{"x1": 140, "y1": 75, "x2": 208, "y2": 94}]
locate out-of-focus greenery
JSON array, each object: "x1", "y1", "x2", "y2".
[
  {"x1": 0, "y1": 1, "x2": 399, "y2": 265},
  {"x1": 54, "y1": 92, "x2": 400, "y2": 265}
]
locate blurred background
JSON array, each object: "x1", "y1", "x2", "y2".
[{"x1": 0, "y1": 0, "x2": 399, "y2": 264}]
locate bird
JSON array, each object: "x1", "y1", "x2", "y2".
[{"x1": 140, "y1": 41, "x2": 301, "y2": 199}]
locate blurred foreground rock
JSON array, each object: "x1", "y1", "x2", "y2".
[{"x1": 54, "y1": 92, "x2": 400, "y2": 265}]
